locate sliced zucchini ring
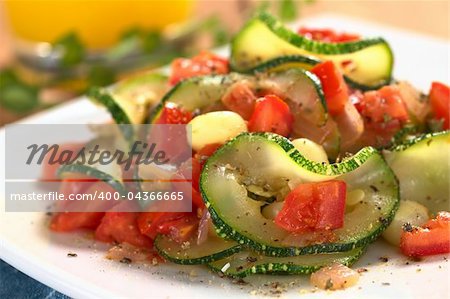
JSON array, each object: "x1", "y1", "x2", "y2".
[
  {"x1": 383, "y1": 131, "x2": 450, "y2": 214},
  {"x1": 57, "y1": 163, "x2": 126, "y2": 195},
  {"x1": 231, "y1": 12, "x2": 393, "y2": 88},
  {"x1": 247, "y1": 55, "x2": 321, "y2": 74},
  {"x1": 148, "y1": 74, "x2": 239, "y2": 123},
  {"x1": 209, "y1": 246, "x2": 366, "y2": 277},
  {"x1": 57, "y1": 138, "x2": 126, "y2": 194},
  {"x1": 247, "y1": 55, "x2": 383, "y2": 91},
  {"x1": 150, "y1": 68, "x2": 327, "y2": 124},
  {"x1": 154, "y1": 234, "x2": 241, "y2": 265},
  {"x1": 88, "y1": 72, "x2": 168, "y2": 125},
  {"x1": 149, "y1": 69, "x2": 340, "y2": 157},
  {"x1": 389, "y1": 124, "x2": 421, "y2": 148},
  {"x1": 200, "y1": 132, "x2": 399, "y2": 256}
]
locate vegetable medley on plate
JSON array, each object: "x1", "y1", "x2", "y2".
[{"x1": 46, "y1": 12, "x2": 449, "y2": 290}]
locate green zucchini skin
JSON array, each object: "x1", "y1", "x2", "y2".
[
  {"x1": 254, "y1": 12, "x2": 386, "y2": 54},
  {"x1": 246, "y1": 55, "x2": 386, "y2": 91},
  {"x1": 230, "y1": 12, "x2": 393, "y2": 88},
  {"x1": 56, "y1": 138, "x2": 127, "y2": 194},
  {"x1": 88, "y1": 87, "x2": 132, "y2": 125},
  {"x1": 247, "y1": 55, "x2": 321, "y2": 73},
  {"x1": 148, "y1": 74, "x2": 237, "y2": 123},
  {"x1": 154, "y1": 234, "x2": 242, "y2": 265},
  {"x1": 388, "y1": 124, "x2": 421, "y2": 148},
  {"x1": 200, "y1": 132, "x2": 399, "y2": 257},
  {"x1": 148, "y1": 70, "x2": 340, "y2": 156},
  {"x1": 57, "y1": 164, "x2": 126, "y2": 195},
  {"x1": 387, "y1": 130, "x2": 449, "y2": 152},
  {"x1": 113, "y1": 73, "x2": 167, "y2": 99},
  {"x1": 208, "y1": 246, "x2": 366, "y2": 278},
  {"x1": 88, "y1": 73, "x2": 168, "y2": 125},
  {"x1": 149, "y1": 68, "x2": 327, "y2": 122},
  {"x1": 383, "y1": 131, "x2": 450, "y2": 213}
]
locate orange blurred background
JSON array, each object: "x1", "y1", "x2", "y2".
[
  {"x1": 1, "y1": 0, "x2": 448, "y2": 67},
  {"x1": 0, "y1": 0, "x2": 448, "y2": 125}
]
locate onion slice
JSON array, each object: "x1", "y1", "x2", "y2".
[{"x1": 197, "y1": 209, "x2": 211, "y2": 245}]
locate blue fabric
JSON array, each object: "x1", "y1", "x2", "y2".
[{"x1": 0, "y1": 259, "x2": 70, "y2": 299}]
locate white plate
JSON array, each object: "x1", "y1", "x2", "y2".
[{"x1": 1, "y1": 14, "x2": 449, "y2": 299}]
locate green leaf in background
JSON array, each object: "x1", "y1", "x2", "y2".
[
  {"x1": 0, "y1": 69, "x2": 19, "y2": 89},
  {"x1": 279, "y1": 0, "x2": 298, "y2": 21},
  {"x1": 120, "y1": 27, "x2": 142, "y2": 40},
  {"x1": 0, "y1": 83, "x2": 39, "y2": 113},
  {"x1": 88, "y1": 65, "x2": 116, "y2": 87},
  {"x1": 142, "y1": 31, "x2": 162, "y2": 53},
  {"x1": 107, "y1": 31, "x2": 142, "y2": 62},
  {"x1": 54, "y1": 32, "x2": 86, "y2": 67},
  {"x1": 0, "y1": 69, "x2": 40, "y2": 113},
  {"x1": 106, "y1": 28, "x2": 163, "y2": 63}
]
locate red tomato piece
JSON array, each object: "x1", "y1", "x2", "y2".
[
  {"x1": 276, "y1": 183, "x2": 317, "y2": 232},
  {"x1": 191, "y1": 189, "x2": 205, "y2": 209},
  {"x1": 400, "y1": 211, "x2": 450, "y2": 257},
  {"x1": 155, "y1": 213, "x2": 199, "y2": 243},
  {"x1": 248, "y1": 95, "x2": 294, "y2": 137},
  {"x1": 429, "y1": 82, "x2": 450, "y2": 129},
  {"x1": 137, "y1": 211, "x2": 195, "y2": 240},
  {"x1": 298, "y1": 28, "x2": 360, "y2": 43},
  {"x1": 357, "y1": 85, "x2": 409, "y2": 125},
  {"x1": 194, "y1": 143, "x2": 222, "y2": 167},
  {"x1": 41, "y1": 143, "x2": 85, "y2": 181},
  {"x1": 169, "y1": 51, "x2": 229, "y2": 85},
  {"x1": 275, "y1": 180, "x2": 347, "y2": 233},
  {"x1": 95, "y1": 212, "x2": 153, "y2": 248},
  {"x1": 50, "y1": 212, "x2": 104, "y2": 232},
  {"x1": 155, "y1": 104, "x2": 193, "y2": 125},
  {"x1": 314, "y1": 181, "x2": 347, "y2": 230},
  {"x1": 152, "y1": 104, "x2": 193, "y2": 162},
  {"x1": 221, "y1": 81, "x2": 257, "y2": 120},
  {"x1": 137, "y1": 212, "x2": 165, "y2": 239},
  {"x1": 311, "y1": 61, "x2": 349, "y2": 115},
  {"x1": 191, "y1": 143, "x2": 222, "y2": 206},
  {"x1": 50, "y1": 177, "x2": 107, "y2": 232},
  {"x1": 356, "y1": 85, "x2": 409, "y2": 145}
]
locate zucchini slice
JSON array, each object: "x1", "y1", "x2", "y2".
[
  {"x1": 262, "y1": 68, "x2": 327, "y2": 126},
  {"x1": 57, "y1": 163, "x2": 126, "y2": 195},
  {"x1": 209, "y1": 246, "x2": 366, "y2": 277},
  {"x1": 89, "y1": 72, "x2": 168, "y2": 125},
  {"x1": 57, "y1": 138, "x2": 126, "y2": 194},
  {"x1": 150, "y1": 69, "x2": 327, "y2": 125},
  {"x1": 200, "y1": 132, "x2": 399, "y2": 256},
  {"x1": 265, "y1": 68, "x2": 340, "y2": 158},
  {"x1": 247, "y1": 55, "x2": 381, "y2": 91},
  {"x1": 154, "y1": 234, "x2": 241, "y2": 265},
  {"x1": 148, "y1": 74, "x2": 239, "y2": 122},
  {"x1": 383, "y1": 131, "x2": 450, "y2": 214},
  {"x1": 149, "y1": 69, "x2": 340, "y2": 157},
  {"x1": 247, "y1": 55, "x2": 321, "y2": 74},
  {"x1": 389, "y1": 124, "x2": 421, "y2": 147},
  {"x1": 231, "y1": 12, "x2": 393, "y2": 88}
]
